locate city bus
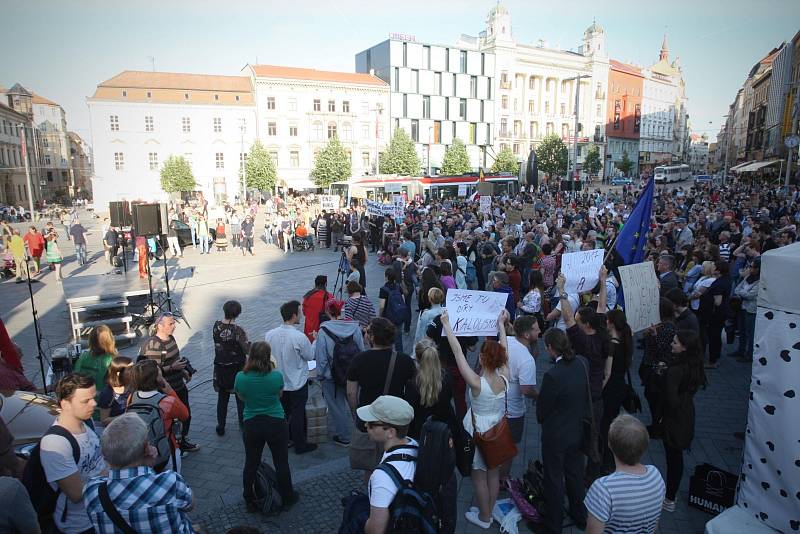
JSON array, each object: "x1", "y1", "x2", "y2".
[
  {"x1": 330, "y1": 173, "x2": 521, "y2": 203},
  {"x1": 654, "y1": 164, "x2": 691, "y2": 184}
]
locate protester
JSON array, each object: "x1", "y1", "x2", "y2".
[
  {"x1": 97, "y1": 356, "x2": 133, "y2": 426},
  {"x1": 241, "y1": 214, "x2": 255, "y2": 255},
  {"x1": 417, "y1": 267, "x2": 444, "y2": 313},
  {"x1": 73, "y1": 325, "x2": 118, "y2": 414},
  {"x1": 9, "y1": 229, "x2": 28, "y2": 283},
  {"x1": 45, "y1": 229, "x2": 63, "y2": 281},
  {"x1": 414, "y1": 287, "x2": 444, "y2": 346},
  {"x1": 302, "y1": 275, "x2": 331, "y2": 342},
  {"x1": 265, "y1": 301, "x2": 317, "y2": 454},
  {"x1": 665, "y1": 288, "x2": 700, "y2": 332},
  {"x1": 640, "y1": 298, "x2": 677, "y2": 439},
  {"x1": 703, "y1": 260, "x2": 731, "y2": 369},
  {"x1": 23, "y1": 226, "x2": 45, "y2": 273},
  {"x1": 213, "y1": 300, "x2": 249, "y2": 436},
  {"x1": 405, "y1": 339, "x2": 456, "y2": 440},
  {"x1": 378, "y1": 268, "x2": 409, "y2": 352},
  {"x1": 732, "y1": 258, "x2": 760, "y2": 362},
  {"x1": 83, "y1": 413, "x2": 197, "y2": 533},
  {"x1": 600, "y1": 310, "x2": 634, "y2": 470},
  {"x1": 343, "y1": 280, "x2": 377, "y2": 330}
]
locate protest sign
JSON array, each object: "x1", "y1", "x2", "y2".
[
  {"x1": 589, "y1": 206, "x2": 597, "y2": 218},
  {"x1": 445, "y1": 289, "x2": 508, "y2": 337},
  {"x1": 560, "y1": 249, "x2": 604, "y2": 295},
  {"x1": 618, "y1": 261, "x2": 660, "y2": 332},
  {"x1": 522, "y1": 203, "x2": 535, "y2": 220},
  {"x1": 457, "y1": 184, "x2": 468, "y2": 197},
  {"x1": 480, "y1": 195, "x2": 492, "y2": 214},
  {"x1": 366, "y1": 199, "x2": 393, "y2": 217},
  {"x1": 477, "y1": 181, "x2": 493, "y2": 196},
  {"x1": 320, "y1": 195, "x2": 340, "y2": 212},
  {"x1": 393, "y1": 195, "x2": 405, "y2": 219},
  {"x1": 506, "y1": 209, "x2": 522, "y2": 225}
]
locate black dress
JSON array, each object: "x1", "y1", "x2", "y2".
[
  {"x1": 600, "y1": 339, "x2": 628, "y2": 466},
  {"x1": 405, "y1": 370, "x2": 457, "y2": 440}
]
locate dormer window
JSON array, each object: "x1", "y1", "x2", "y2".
[
  {"x1": 147, "y1": 91, "x2": 152, "y2": 98},
  {"x1": 184, "y1": 93, "x2": 189, "y2": 100},
  {"x1": 122, "y1": 90, "x2": 127, "y2": 97},
  {"x1": 214, "y1": 94, "x2": 219, "y2": 101},
  {"x1": 235, "y1": 95, "x2": 240, "y2": 101}
]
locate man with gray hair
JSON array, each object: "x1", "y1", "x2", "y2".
[{"x1": 83, "y1": 413, "x2": 196, "y2": 533}]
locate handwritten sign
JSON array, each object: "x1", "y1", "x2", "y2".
[
  {"x1": 480, "y1": 195, "x2": 492, "y2": 214},
  {"x1": 560, "y1": 249, "x2": 604, "y2": 295},
  {"x1": 366, "y1": 199, "x2": 393, "y2": 217},
  {"x1": 320, "y1": 195, "x2": 339, "y2": 212},
  {"x1": 393, "y1": 195, "x2": 405, "y2": 219},
  {"x1": 589, "y1": 206, "x2": 597, "y2": 218},
  {"x1": 506, "y1": 209, "x2": 522, "y2": 225},
  {"x1": 457, "y1": 184, "x2": 468, "y2": 197},
  {"x1": 618, "y1": 261, "x2": 660, "y2": 332},
  {"x1": 522, "y1": 203, "x2": 535, "y2": 220},
  {"x1": 445, "y1": 289, "x2": 508, "y2": 337}
]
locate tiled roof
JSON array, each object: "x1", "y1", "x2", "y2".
[
  {"x1": 250, "y1": 65, "x2": 387, "y2": 86},
  {"x1": 610, "y1": 59, "x2": 643, "y2": 77},
  {"x1": 97, "y1": 70, "x2": 252, "y2": 92},
  {"x1": 31, "y1": 92, "x2": 60, "y2": 106}
]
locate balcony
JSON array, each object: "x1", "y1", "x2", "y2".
[{"x1": 500, "y1": 81, "x2": 512, "y2": 90}]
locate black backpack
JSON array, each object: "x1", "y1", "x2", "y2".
[
  {"x1": 21, "y1": 424, "x2": 81, "y2": 523},
  {"x1": 377, "y1": 459, "x2": 439, "y2": 534},
  {"x1": 321, "y1": 325, "x2": 361, "y2": 388},
  {"x1": 126, "y1": 392, "x2": 173, "y2": 472},
  {"x1": 250, "y1": 461, "x2": 283, "y2": 515},
  {"x1": 383, "y1": 283, "x2": 408, "y2": 325}
]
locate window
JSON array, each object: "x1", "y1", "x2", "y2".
[
  {"x1": 269, "y1": 151, "x2": 278, "y2": 167},
  {"x1": 47, "y1": 171, "x2": 53, "y2": 182},
  {"x1": 290, "y1": 151, "x2": 299, "y2": 167},
  {"x1": 530, "y1": 121, "x2": 538, "y2": 138},
  {"x1": 362, "y1": 151, "x2": 370, "y2": 169},
  {"x1": 184, "y1": 93, "x2": 189, "y2": 100},
  {"x1": 402, "y1": 42, "x2": 407, "y2": 66},
  {"x1": 459, "y1": 98, "x2": 466, "y2": 120},
  {"x1": 328, "y1": 100, "x2": 336, "y2": 112},
  {"x1": 393, "y1": 67, "x2": 400, "y2": 91},
  {"x1": 529, "y1": 77, "x2": 535, "y2": 90},
  {"x1": 501, "y1": 72, "x2": 508, "y2": 85},
  {"x1": 122, "y1": 90, "x2": 127, "y2": 98},
  {"x1": 514, "y1": 120, "x2": 521, "y2": 136},
  {"x1": 328, "y1": 122, "x2": 337, "y2": 139},
  {"x1": 145, "y1": 115, "x2": 154, "y2": 132},
  {"x1": 411, "y1": 119, "x2": 419, "y2": 142},
  {"x1": 361, "y1": 101, "x2": 369, "y2": 114},
  {"x1": 147, "y1": 91, "x2": 152, "y2": 98},
  {"x1": 342, "y1": 122, "x2": 352, "y2": 141},
  {"x1": 114, "y1": 152, "x2": 124, "y2": 171},
  {"x1": 267, "y1": 97, "x2": 275, "y2": 110},
  {"x1": 487, "y1": 78, "x2": 492, "y2": 100},
  {"x1": 501, "y1": 95, "x2": 508, "y2": 110},
  {"x1": 445, "y1": 48, "x2": 450, "y2": 70},
  {"x1": 423, "y1": 45, "x2": 431, "y2": 70},
  {"x1": 148, "y1": 152, "x2": 158, "y2": 170},
  {"x1": 514, "y1": 99, "x2": 519, "y2": 112},
  {"x1": 182, "y1": 117, "x2": 191, "y2": 133},
  {"x1": 289, "y1": 98, "x2": 297, "y2": 111},
  {"x1": 445, "y1": 97, "x2": 450, "y2": 120},
  {"x1": 289, "y1": 125, "x2": 298, "y2": 137},
  {"x1": 460, "y1": 50, "x2": 467, "y2": 73},
  {"x1": 560, "y1": 103, "x2": 566, "y2": 116},
  {"x1": 213, "y1": 117, "x2": 222, "y2": 133},
  {"x1": 313, "y1": 121, "x2": 323, "y2": 140},
  {"x1": 235, "y1": 95, "x2": 240, "y2": 102},
  {"x1": 545, "y1": 102, "x2": 550, "y2": 115},
  {"x1": 313, "y1": 99, "x2": 321, "y2": 112},
  {"x1": 422, "y1": 96, "x2": 430, "y2": 119},
  {"x1": 240, "y1": 152, "x2": 248, "y2": 170},
  {"x1": 500, "y1": 118, "x2": 508, "y2": 136},
  {"x1": 403, "y1": 94, "x2": 408, "y2": 117},
  {"x1": 44, "y1": 155, "x2": 52, "y2": 166},
  {"x1": 184, "y1": 153, "x2": 193, "y2": 166},
  {"x1": 480, "y1": 101, "x2": 485, "y2": 122},
  {"x1": 434, "y1": 72, "x2": 442, "y2": 96},
  {"x1": 268, "y1": 122, "x2": 277, "y2": 136},
  {"x1": 596, "y1": 104, "x2": 601, "y2": 117},
  {"x1": 481, "y1": 53, "x2": 485, "y2": 75},
  {"x1": 410, "y1": 69, "x2": 419, "y2": 93},
  {"x1": 470, "y1": 76, "x2": 477, "y2": 98},
  {"x1": 343, "y1": 101, "x2": 350, "y2": 113},
  {"x1": 109, "y1": 115, "x2": 119, "y2": 131},
  {"x1": 513, "y1": 143, "x2": 519, "y2": 155},
  {"x1": 433, "y1": 121, "x2": 441, "y2": 143},
  {"x1": 469, "y1": 123, "x2": 476, "y2": 144},
  {"x1": 362, "y1": 123, "x2": 370, "y2": 139},
  {"x1": 216, "y1": 152, "x2": 224, "y2": 169}
]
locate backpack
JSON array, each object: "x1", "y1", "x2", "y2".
[
  {"x1": 321, "y1": 325, "x2": 361, "y2": 387},
  {"x1": 377, "y1": 458, "x2": 439, "y2": 534},
  {"x1": 251, "y1": 461, "x2": 283, "y2": 515},
  {"x1": 338, "y1": 491, "x2": 371, "y2": 534},
  {"x1": 415, "y1": 419, "x2": 457, "y2": 534},
  {"x1": 126, "y1": 392, "x2": 173, "y2": 472},
  {"x1": 21, "y1": 425, "x2": 81, "y2": 523},
  {"x1": 464, "y1": 261, "x2": 477, "y2": 285},
  {"x1": 383, "y1": 283, "x2": 408, "y2": 325}
]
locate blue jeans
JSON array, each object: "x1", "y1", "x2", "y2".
[
  {"x1": 737, "y1": 311, "x2": 756, "y2": 359},
  {"x1": 320, "y1": 379, "x2": 351, "y2": 440},
  {"x1": 75, "y1": 243, "x2": 87, "y2": 265},
  {"x1": 199, "y1": 235, "x2": 209, "y2": 254},
  {"x1": 190, "y1": 227, "x2": 197, "y2": 248},
  {"x1": 393, "y1": 323, "x2": 404, "y2": 353}
]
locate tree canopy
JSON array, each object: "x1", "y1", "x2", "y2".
[
  {"x1": 379, "y1": 128, "x2": 420, "y2": 175},
  {"x1": 245, "y1": 140, "x2": 277, "y2": 192},
  {"x1": 160, "y1": 155, "x2": 196, "y2": 194},
  {"x1": 535, "y1": 134, "x2": 568, "y2": 178},
  {"x1": 311, "y1": 136, "x2": 352, "y2": 187},
  {"x1": 491, "y1": 146, "x2": 520, "y2": 175},
  {"x1": 440, "y1": 138, "x2": 471, "y2": 175}
]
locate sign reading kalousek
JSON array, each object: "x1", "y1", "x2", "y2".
[
  {"x1": 560, "y1": 249, "x2": 605, "y2": 295},
  {"x1": 445, "y1": 289, "x2": 508, "y2": 337},
  {"x1": 618, "y1": 261, "x2": 661, "y2": 332}
]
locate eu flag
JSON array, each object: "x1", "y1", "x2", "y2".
[{"x1": 614, "y1": 178, "x2": 655, "y2": 265}]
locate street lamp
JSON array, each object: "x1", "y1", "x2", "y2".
[{"x1": 427, "y1": 126, "x2": 433, "y2": 176}]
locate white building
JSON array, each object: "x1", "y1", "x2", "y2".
[
  {"x1": 0, "y1": 97, "x2": 36, "y2": 206},
  {"x1": 87, "y1": 71, "x2": 257, "y2": 209},
  {"x1": 463, "y1": 5, "x2": 609, "y2": 173},
  {"x1": 688, "y1": 133, "x2": 709, "y2": 174},
  {"x1": 32, "y1": 93, "x2": 71, "y2": 201},
  {"x1": 356, "y1": 35, "x2": 495, "y2": 173},
  {"x1": 246, "y1": 65, "x2": 389, "y2": 189}
]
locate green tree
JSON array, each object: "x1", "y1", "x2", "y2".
[
  {"x1": 311, "y1": 136, "x2": 352, "y2": 187},
  {"x1": 491, "y1": 146, "x2": 520, "y2": 174},
  {"x1": 245, "y1": 140, "x2": 277, "y2": 192},
  {"x1": 535, "y1": 134, "x2": 569, "y2": 178},
  {"x1": 618, "y1": 151, "x2": 634, "y2": 176},
  {"x1": 379, "y1": 128, "x2": 420, "y2": 175},
  {"x1": 160, "y1": 155, "x2": 196, "y2": 194},
  {"x1": 583, "y1": 144, "x2": 602, "y2": 178},
  {"x1": 440, "y1": 138, "x2": 471, "y2": 175}
]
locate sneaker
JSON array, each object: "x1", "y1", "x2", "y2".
[
  {"x1": 332, "y1": 435, "x2": 350, "y2": 447},
  {"x1": 180, "y1": 439, "x2": 200, "y2": 452},
  {"x1": 465, "y1": 510, "x2": 492, "y2": 529},
  {"x1": 662, "y1": 499, "x2": 676, "y2": 512},
  {"x1": 215, "y1": 426, "x2": 225, "y2": 436},
  {"x1": 295, "y1": 443, "x2": 318, "y2": 455}
]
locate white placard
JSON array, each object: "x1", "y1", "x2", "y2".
[
  {"x1": 589, "y1": 206, "x2": 597, "y2": 218},
  {"x1": 320, "y1": 195, "x2": 339, "y2": 212},
  {"x1": 445, "y1": 289, "x2": 508, "y2": 337},
  {"x1": 457, "y1": 184, "x2": 468, "y2": 197},
  {"x1": 384, "y1": 183, "x2": 401, "y2": 193},
  {"x1": 618, "y1": 261, "x2": 661, "y2": 332},
  {"x1": 393, "y1": 195, "x2": 405, "y2": 219},
  {"x1": 480, "y1": 195, "x2": 492, "y2": 214},
  {"x1": 366, "y1": 199, "x2": 391, "y2": 217},
  {"x1": 560, "y1": 249, "x2": 604, "y2": 295}
]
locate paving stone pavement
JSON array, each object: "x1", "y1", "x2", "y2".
[{"x1": 1, "y1": 208, "x2": 751, "y2": 533}]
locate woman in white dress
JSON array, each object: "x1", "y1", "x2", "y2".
[{"x1": 441, "y1": 308, "x2": 510, "y2": 530}]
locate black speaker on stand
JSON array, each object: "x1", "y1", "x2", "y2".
[
  {"x1": 132, "y1": 204, "x2": 162, "y2": 237},
  {"x1": 109, "y1": 201, "x2": 131, "y2": 228}
]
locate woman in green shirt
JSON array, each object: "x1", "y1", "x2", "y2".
[
  {"x1": 73, "y1": 325, "x2": 118, "y2": 420},
  {"x1": 235, "y1": 341, "x2": 297, "y2": 511}
]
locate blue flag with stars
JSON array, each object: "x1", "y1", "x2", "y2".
[{"x1": 615, "y1": 178, "x2": 655, "y2": 265}]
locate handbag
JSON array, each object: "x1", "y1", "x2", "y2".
[
  {"x1": 621, "y1": 368, "x2": 642, "y2": 414},
  {"x1": 578, "y1": 359, "x2": 601, "y2": 464},
  {"x1": 453, "y1": 422, "x2": 475, "y2": 477},
  {"x1": 471, "y1": 375, "x2": 518, "y2": 470}
]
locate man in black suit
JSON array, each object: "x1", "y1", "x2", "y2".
[
  {"x1": 537, "y1": 326, "x2": 589, "y2": 533},
  {"x1": 657, "y1": 255, "x2": 679, "y2": 298}
]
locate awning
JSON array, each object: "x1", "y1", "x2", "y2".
[
  {"x1": 730, "y1": 160, "x2": 754, "y2": 172},
  {"x1": 738, "y1": 160, "x2": 781, "y2": 173}
]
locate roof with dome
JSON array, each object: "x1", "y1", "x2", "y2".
[{"x1": 585, "y1": 20, "x2": 604, "y2": 35}]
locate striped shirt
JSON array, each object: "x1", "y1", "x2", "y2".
[
  {"x1": 584, "y1": 465, "x2": 665, "y2": 533},
  {"x1": 138, "y1": 335, "x2": 184, "y2": 390},
  {"x1": 344, "y1": 295, "x2": 377, "y2": 328}
]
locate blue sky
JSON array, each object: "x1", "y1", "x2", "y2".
[{"x1": 3, "y1": 0, "x2": 798, "y2": 146}]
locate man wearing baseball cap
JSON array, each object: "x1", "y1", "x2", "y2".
[{"x1": 358, "y1": 395, "x2": 417, "y2": 534}]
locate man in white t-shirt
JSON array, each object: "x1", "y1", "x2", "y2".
[
  {"x1": 358, "y1": 395, "x2": 417, "y2": 534},
  {"x1": 40, "y1": 373, "x2": 107, "y2": 534},
  {"x1": 546, "y1": 288, "x2": 580, "y2": 331},
  {"x1": 501, "y1": 315, "x2": 539, "y2": 481}
]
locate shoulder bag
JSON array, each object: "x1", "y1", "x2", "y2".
[
  {"x1": 98, "y1": 482, "x2": 137, "y2": 534},
  {"x1": 622, "y1": 367, "x2": 642, "y2": 414},
  {"x1": 471, "y1": 375, "x2": 518, "y2": 470},
  {"x1": 578, "y1": 358, "x2": 602, "y2": 463}
]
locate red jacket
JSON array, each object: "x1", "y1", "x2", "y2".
[{"x1": 302, "y1": 289, "x2": 330, "y2": 341}]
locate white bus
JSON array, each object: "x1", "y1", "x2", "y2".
[{"x1": 654, "y1": 164, "x2": 691, "y2": 184}]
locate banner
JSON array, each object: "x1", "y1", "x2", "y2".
[
  {"x1": 366, "y1": 199, "x2": 393, "y2": 217},
  {"x1": 522, "y1": 203, "x2": 535, "y2": 220},
  {"x1": 445, "y1": 289, "x2": 508, "y2": 337},
  {"x1": 560, "y1": 249, "x2": 604, "y2": 295},
  {"x1": 480, "y1": 195, "x2": 492, "y2": 214},
  {"x1": 618, "y1": 261, "x2": 660, "y2": 332},
  {"x1": 320, "y1": 195, "x2": 340, "y2": 212},
  {"x1": 506, "y1": 209, "x2": 522, "y2": 225},
  {"x1": 393, "y1": 195, "x2": 405, "y2": 219}
]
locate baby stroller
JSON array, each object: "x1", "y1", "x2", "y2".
[{"x1": 293, "y1": 235, "x2": 313, "y2": 252}]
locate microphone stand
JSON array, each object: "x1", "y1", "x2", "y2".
[{"x1": 24, "y1": 256, "x2": 48, "y2": 394}]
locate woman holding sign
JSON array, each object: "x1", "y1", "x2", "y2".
[{"x1": 441, "y1": 308, "x2": 510, "y2": 530}]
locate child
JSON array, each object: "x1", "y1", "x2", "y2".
[
  {"x1": 215, "y1": 219, "x2": 228, "y2": 252},
  {"x1": 97, "y1": 356, "x2": 133, "y2": 427}
]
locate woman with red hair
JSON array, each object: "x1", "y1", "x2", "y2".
[{"x1": 441, "y1": 309, "x2": 510, "y2": 530}]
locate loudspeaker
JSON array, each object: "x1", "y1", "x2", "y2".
[
  {"x1": 132, "y1": 203, "x2": 161, "y2": 236},
  {"x1": 109, "y1": 201, "x2": 131, "y2": 227},
  {"x1": 159, "y1": 203, "x2": 169, "y2": 235},
  {"x1": 561, "y1": 180, "x2": 583, "y2": 191}
]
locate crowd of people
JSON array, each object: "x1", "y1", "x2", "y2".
[{"x1": 1, "y1": 177, "x2": 798, "y2": 533}]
